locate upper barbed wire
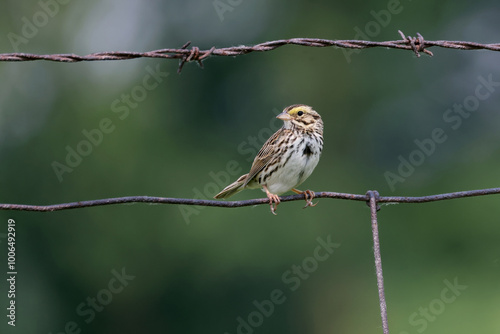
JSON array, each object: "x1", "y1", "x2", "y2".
[{"x1": 1, "y1": 31, "x2": 500, "y2": 73}]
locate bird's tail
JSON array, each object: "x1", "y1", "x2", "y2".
[{"x1": 214, "y1": 174, "x2": 248, "y2": 199}]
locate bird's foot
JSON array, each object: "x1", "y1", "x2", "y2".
[
  {"x1": 267, "y1": 193, "x2": 281, "y2": 215},
  {"x1": 263, "y1": 185, "x2": 280, "y2": 215},
  {"x1": 292, "y1": 188, "x2": 318, "y2": 209}
]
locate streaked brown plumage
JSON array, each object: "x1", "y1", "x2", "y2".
[{"x1": 214, "y1": 104, "x2": 323, "y2": 214}]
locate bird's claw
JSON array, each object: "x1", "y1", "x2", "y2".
[
  {"x1": 302, "y1": 190, "x2": 318, "y2": 209},
  {"x1": 267, "y1": 193, "x2": 281, "y2": 215}
]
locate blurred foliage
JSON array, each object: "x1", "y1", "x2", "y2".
[{"x1": 1, "y1": 0, "x2": 500, "y2": 333}]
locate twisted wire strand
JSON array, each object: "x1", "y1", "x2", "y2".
[
  {"x1": 1, "y1": 187, "x2": 499, "y2": 212},
  {"x1": 367, "y1": 191, "x2": 389, "y2": 334},
  {"x1": 1, "y1": 31, "x2": 500, "y2": 72}
]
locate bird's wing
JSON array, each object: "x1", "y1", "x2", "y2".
[{"x1": 244, "y1": 127, "x2": 286, "y2": 187}]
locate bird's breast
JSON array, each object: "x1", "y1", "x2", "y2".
[{"x1": 265, "y1": 133, "x2": 323, "y2": 194}]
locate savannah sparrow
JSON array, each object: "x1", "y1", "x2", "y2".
[{"x1": 214, "y1": 104, "x2": 323, "y2": 214}]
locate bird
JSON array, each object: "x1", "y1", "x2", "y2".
[{"x1": 214, "y1": 104, "x2": 323, "y2": 214}]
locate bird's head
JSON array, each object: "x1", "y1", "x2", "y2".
[{"x1": 277, "y1": 104, "x2": 323, "y2": 134}]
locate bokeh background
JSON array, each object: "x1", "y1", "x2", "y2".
[{"x1": 1, "y1": 0, "x2": 500, "y2": 333}]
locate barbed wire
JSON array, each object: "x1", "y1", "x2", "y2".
[
  {"x1": 1, "y1": 187, "x2": 499, "y2": 212},
  {"x1": 1, "y1": 31, "x2": 500, "y2": 73}
]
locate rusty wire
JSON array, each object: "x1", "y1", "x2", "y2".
[
  {"x1": 1, "y1": 31, "x2": 500, "y2": 73},
  {"x1": 3, "y1": 187, "x2": 498, "y2": 334},
  {"x1": 368, "y1": 191, "x2": 389, "y2": 334},
  {"x1": 3, "y1": 189, "x2": 495, "y2": 334},
  {"x1": 1, "y1": 187, "x2": 499, "y2": 212},
  {"x1": 2, "y1": 191, "x2": 497, "y2": 334}
]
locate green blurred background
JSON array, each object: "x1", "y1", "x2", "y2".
[{"x1": 1, "y1": 0, "x2": 500, "y2": 333}]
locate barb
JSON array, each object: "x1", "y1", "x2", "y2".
[
  {"x1": 1, "y1": 31, "x2": 500, "y2": 72},
  {"x1": 367, "y1": 191, "x2": 389, "y2": 334},
  {"x1": 0, "y1": 187, "x2": 499, "y2": 212}
]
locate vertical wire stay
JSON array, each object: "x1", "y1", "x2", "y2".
[{"x1": 367, "y1": 190, "x2": 389, "y2": 334}]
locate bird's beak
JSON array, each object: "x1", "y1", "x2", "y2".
[{"x1": 276, "y1": 111, "x2": 292, "y2": 121}]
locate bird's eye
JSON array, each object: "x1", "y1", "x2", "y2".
[{"x1": 297, "y1": 111, "x2": 304, "y2": 116}]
